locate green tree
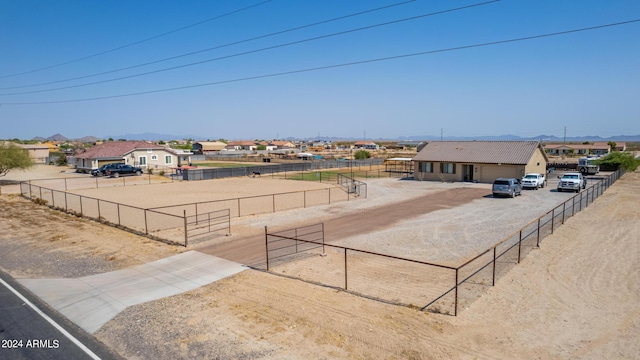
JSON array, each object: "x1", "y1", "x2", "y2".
[
  {"x1": 596, "y1": 152, "x2": 639, "y2": 172},
  {"x1": 354, "y1": 150, "x2": 371, "y2": 159},
  {"x1": 0, "y1": 143, "x2": 34, "y2": 177},
  {"x1": 607, "y1": 141, "x2": 617, "y2": 152},
  {"x1": 256, "y1": 145, "x2": 267, "y2": 150}
]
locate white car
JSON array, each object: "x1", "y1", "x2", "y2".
[{"x1": 521, "y1": 173, "x2": 546, "y2": 189}]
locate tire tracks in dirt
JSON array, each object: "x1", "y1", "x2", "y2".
[{"x1": 196, "y1": 187, "x2": 489, "y2": 266}]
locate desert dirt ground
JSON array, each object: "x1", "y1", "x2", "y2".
[{"x1": 0, "y1": 165, "x2": 638, "y2": 359}]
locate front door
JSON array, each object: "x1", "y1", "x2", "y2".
[{"x1": 464, "y1": 164, "x2": 474, "y2": 182}]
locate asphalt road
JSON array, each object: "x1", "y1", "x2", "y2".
[{"x1": 0, "y1": 271, "x2": 122, "y2": 360}]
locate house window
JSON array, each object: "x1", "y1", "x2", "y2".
[
  {"x1": 151, "y1": 155, "x2": 158, "y2": 161},
  {"x1": 440, "y1": 163, "x2": 456, "y2": 174},
  {"x1": 165, "y1": 155, "x2": 172, "y2": 165},
  {"x1": 139, "y1": 156, "x2": 147, "y2": 165},
  {"x1": 419, "y1": 162, "x2": 433, "y2": 173}
]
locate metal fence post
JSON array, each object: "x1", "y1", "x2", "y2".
[
  {"x1": 492, "y1": 247, "x2": 497, "y2": 286},
  {"x1": 536, "y1": 218, "x2": 541, "y2": 247},
  {"x1": 144, "y1": 209, "x2": 148, "y2": 235},
  {"x1": 551, "y1": 208, "x2": 555, "y2": 234},
  {"x1": 183, "y1": 210, "x2": 188, "y2": 247},
  {"x1": 562, "y1": 202, "x2": 566, "y2": 224},
  {"x1": 265, "y1": 226, "x2": 270, "y2": 271},
  {"x1": 517, "y1": 230, "x2": 522, "y2": 264},
  {"x1": 454, "y1": 269, "x2": 459, "y2": 316},
  {"x1": 344, "y1": 248, "x2": 348, "y2": 290}
]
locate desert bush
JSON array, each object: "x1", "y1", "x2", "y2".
[
  {"x1": 596, "y1": 152, "x2": 639, "y2": 172},
  {"x1": 354, "y1": 150, "x2": 371, "y2": 159}
]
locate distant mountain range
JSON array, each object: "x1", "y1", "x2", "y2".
[{"x1": 31, "y1": 132, "x2": 640, "y2": 143}]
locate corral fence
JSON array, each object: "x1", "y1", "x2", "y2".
[
  {"x1": 18, "y1": 173, "x2": 364, "y2": 246},
  {"x1": 19, "y1": 179, "x2": 231, "y2": 247},
  {"x1": 148, "y1": 185, "x2": 352, "y2": 220},
  {"x1": 183, "y1": 158, "x2": 384, "y2": 180},
  {"x1": 263, "y1": 223, "x2": 457, "y2": 312},
  {"x1": 337, "y1": 174, "x2": 367, "y2": 198},
  {"x1": 18, "y1": 173, "x2": 173, "y2": 192},
  {"x1": 262, "y1": 169, "x2": 625, "y2": 316},
  {"x1": 184, "y1": 209, "x2": 231, "y2": 246}
]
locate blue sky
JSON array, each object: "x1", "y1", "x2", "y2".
[{"x1": 1, "y1": 0, "x2": 639, "y2": 140}]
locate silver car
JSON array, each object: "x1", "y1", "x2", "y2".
[{"x1": 492, "y1": 178, "x2": 522, "y2": 198}]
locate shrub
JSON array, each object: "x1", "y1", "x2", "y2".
[
  {"x1": 596, "y1": 152, "x2": 639, "y2": 172},
  {"x1": 354, "y1": 150, "x2": 371, "y2": 159}
]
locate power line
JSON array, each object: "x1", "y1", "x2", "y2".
[
  {"x1": 2, "y1": 19, "x2": 638, "y2": 106},
  {"x1": 0, "y1": 1, "x2": 499, "y2": 96},
  {"x1": 0, "y1": 0, "x2": 274, "y2": 80},
  {"x1": 0, "y1": 0, "x2": 417, "y2": 90}
]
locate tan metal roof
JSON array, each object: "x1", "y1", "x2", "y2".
[
  {"x1": 412, "y1": 141, "x2": 545, "y2": 165},
  {"x1": 195, "y1": 141, "x2": 227, "y2": 151}
]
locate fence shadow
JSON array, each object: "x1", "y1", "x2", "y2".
[{"x1": 262, "y1": 170, "x2": 624, "y2": 315}]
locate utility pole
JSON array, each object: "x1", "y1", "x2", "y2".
[
  {"x1": 563, "y1": 126, "x2": 566, "y2": 144},
  {"x1": 440, "y1": 128, "x2": 443, "y2": 141}
]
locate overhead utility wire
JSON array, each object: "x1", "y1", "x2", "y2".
[
  {"x1": 0, "y1": 1, "x2": 499, "y2": 96},
  {"x1": 0, "y1": 0, "x2": 273, "y2": 80},
  {"x1": 3, "y1": 19, "x2": 637, "y2": 106},
  {"x1": 1, "y1": 0, "x2": 418, "y2": 90}
]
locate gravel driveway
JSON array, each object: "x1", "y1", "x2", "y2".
[{"x1": 198, "y1": 172, "x2": 592, "y2": 267}]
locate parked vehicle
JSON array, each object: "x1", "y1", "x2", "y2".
[
  {"x1": 521, "y1": 173, "x2": 546, "y2": 189},
  {"x1": 557, "y1": 172, "x2": 586, "y2": 193},
  {"x1": 578, "y1": 156, "x2": 600, "y2": 175},
  {"x1": 91, "y1": 163, "x2": 124, "y2": 177},
  {"x1": 492, "y1": 178, "x2": 522, "y2": 198},
  {"x1": 106, "y1": 165, "x2": 143, "y2": 178}
]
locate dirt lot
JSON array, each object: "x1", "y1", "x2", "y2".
[{"x1": 0, "y1": 165, "x2": 638, "y2": 359}]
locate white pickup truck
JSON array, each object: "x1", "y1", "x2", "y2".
[
  {"x1": 521, "y1": 173, "x2": 546, "y2": 189},
  {"x1": 557, "y1": 172, "x2": 586, "y2": 193}
]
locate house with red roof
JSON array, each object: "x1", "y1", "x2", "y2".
[{"x1": 73, "y1": 141, "x2": 190, "y2": 173}]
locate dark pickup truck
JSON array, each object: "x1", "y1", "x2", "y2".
[
  {"x1": 91, "y1": 163, "x2": 124, "y2": 176},
  {"x1": 106, "y1": 164, "x2": 143, "y2": 177}
]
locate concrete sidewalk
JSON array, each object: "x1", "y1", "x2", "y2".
[{"x1": 19, "y1": 251, "x2": 246, "y2": 333}]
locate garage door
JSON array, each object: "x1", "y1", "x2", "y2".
[{"x1": 480, "y1": 165, "x2": 521, "y2": 183}]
